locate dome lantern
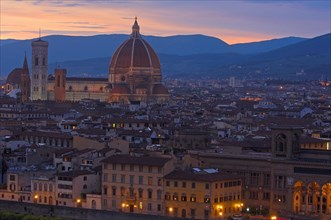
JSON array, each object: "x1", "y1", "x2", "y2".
[{"x1": 131, "y1": 17, "x2": 140, "y2": 38}]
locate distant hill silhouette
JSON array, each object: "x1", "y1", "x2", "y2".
[{"x1": 1, "y1": 33, "x2": 329, "y2": 80}]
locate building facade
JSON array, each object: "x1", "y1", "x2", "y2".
[{"x1": 192, "y1": 126, "x2": 331, "y2": 217}]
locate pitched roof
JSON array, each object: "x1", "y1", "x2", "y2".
[
  {"x1": 101, "y1": 154, "x2": 172, "y2": 167},
  {"x1": 164, "y1": 170, "x2": 241, "y2": 182}
]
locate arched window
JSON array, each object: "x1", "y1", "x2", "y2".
[
  {"x1": 68, "y1": 86, "x2": 73, "y2": 91},
  {"x1": 276, "y1": 133, "x2": 287, "y2": 153},
  {"x1": 35, "y1": 56, "x2": 38, "y2": 66},
  {"x1": 84, "y1": 86, "x2": 88, "y2": 91}
]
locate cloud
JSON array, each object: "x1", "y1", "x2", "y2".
[{"x1": 67, "y1": 25, "x2": 108, "y2": 30}]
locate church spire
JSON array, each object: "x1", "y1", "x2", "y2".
[
  {"x1": 22, "y1": 52, "x2": 29, "y2": 75},
  {"x1": 131, "y1": 16, "x2": 140, "y2": 38}
]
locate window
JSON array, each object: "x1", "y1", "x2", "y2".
[
  {"x1": 214, "y1": 197, "x2": 218, "y2": 203},
  {"x1": 173, "y1": 193, "x2": 178, "y2": 201},
  {"x1": 148, "y1": 203, "x2": 152, "y2": 211},
  {"x1": 204, "y1": 196, "x2": 210, "y2": 203},
  {"x1": 215, "y1": 183, "x2": 218, "y2": 189},
  {"x1": 49, "y1": 184, "x2": 53, "y2": 192},
  {"x1": 39, "y1": 183, "x2": 42, "y2": 191},
  {"x1": 148, "y1": 190, "x2": 153, "y2": 199},
  {"x1": 104, "y1": 174, "x2": 108, "y2": 182},
  {"x1": 181, "y1": 194, "x2": 187, "y2": 201},
  {"x1": 158, "y1": 178, "x2": 162, "y2": 186},
  {"x1": 83, "y1": 184, "x2": 87, "y2": 189},
  {"x1": 111, "y1": 200, "x2": 116, "y2": 208},
  {"x1": 138, "y1": 189, "x2": 143, "y2": 198},
  {"x1": 35, "y1": 57, "x2": 38, "y2": 66},
  {"x1": 174, "y1": 181, "x2": 178, "y2": 187},
  {"x1": 9, "y1": 175, "x2": 15, "y2": 181},
  {"x1": 205, "y1": 183, "x2": 209, "y2": 189},
  {"x1": 263, "y1": 192, "x2": 270, "y2": 200},
  {"x1": 148, "y1": 177, "x2": 153, "y2": 185},
  {"x1": 112, "y1": 187, "x2": 116, "y2": 196},
  {"x1": 250, "y1": 172, "x2": 259, "y2": 185},
  {"x1": 33, "y1": 183, "x2": 37, "y2": 191},
  {"x1": 158, "y1": 167, "x2": 162, "y2": 173},
  {"x1": 249, "y1": 191, "x2": 258, "y2": 200},
  {"x1": 57, "y1": 75, "x2": 61, "y2": 87},
  {"x1": 182, "y1": 181, "x2": 186, "y2": 188},
  {"x1": 274, "y1": 194, "x2": 286, "y2": 203},
  {"x1": 103, "y1": 187, "x2": 108, "y2": 195},
  {"x1": 157, "y1": 204, "x2": 161, "y2": 211},
  {"x1": 166, "y1": 181, "x2": 170, "y2": 187},
  {"x1": 121, "y1": 164, "x2": 125, "y2": 171},
  {"x1": 83, "y1": 176, "x2": 87, "y2": 181},
  {"x1": 112, "y1": 163, "x2": 116, "y2": 170},
  {"x1": 121, "y1": 175, "x2": 125, "y2": 183},
  {"x1": 84, "y1": 86, "x2": 88, "y2": 91},
  {"x1": 139, "y1": 176, "x2": 143, "y2": 185},
  {"x1": 44, "y1": 183, "x2": 47, "y2": 192},
  {"x1": 148, "y1": 166, "x2": 153, "y2": 173},
  {"x1": 165, "y1": 193, "x2": 170, "y2": 200},
  {"x1": 139, "y1": 165, "x2": 143, "y2": 172},
  {"x1": 157, "y1": 190, "x2": 162, "y2": 200},
  {"x1": 275, "y1": 175, "x2": 286, "y2": 189},
  {"x1": 121, "y1": 187, "x2": 125, "y2": 196},
  {"x1": 190, "y1": 196, "x2": 196, "y2": 202},
  {"x1": 130, "y1": 164, "x2": 134, "y2": 171},
  {"x1": 42, "y1": 57, "x2": 46, "y2": 65},
  {"x1": 130, "y1": 175, "x2": 134, "y2": 185},
  {"x1": 112, "y1": 174, "x2": 116, "y2": 182},
  {"x1": 191, "y1": 182, "x2": 196, "y2": 189}
]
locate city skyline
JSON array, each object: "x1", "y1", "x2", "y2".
[{"x1": 1, "y1": 0, "x2": 330, "y2": 44}]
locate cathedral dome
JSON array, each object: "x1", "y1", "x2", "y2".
[
  {"x1": 109, "y1": 18, "x2": 161, "y2": 73},
  {"x1": 6, "y1": 68, "x2": 23, "y2": 85}
]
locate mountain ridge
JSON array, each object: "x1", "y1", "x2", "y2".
[{"x1": 1, "y1": 33, "x2": 329, "y2": 79}]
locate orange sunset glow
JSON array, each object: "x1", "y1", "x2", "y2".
[{"x1": 1, "y1": 0, "x2": 330, "y2": 44}]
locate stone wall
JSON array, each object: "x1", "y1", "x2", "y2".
[{"x1": 0, "y1": 200, "x2": 171, "y2": 220}]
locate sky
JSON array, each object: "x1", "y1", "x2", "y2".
[{"x1": 0, "y1": 0, "x2": 330, "y2": 44}]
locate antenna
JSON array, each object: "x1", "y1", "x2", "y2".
[{"x1": 39, "y1": 28, "x2": 41, "y2": 40}]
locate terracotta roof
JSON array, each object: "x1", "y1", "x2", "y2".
[
  {"x1": 153, "y1": 84, "x2": 169, "y2": 95},
  {"x1": 111, "y1": 84, "x2": 131, "y2": 94},
  {"x1": 56, "y1": 170, "x2": 94, "y2": 178},
  {"x1": 101, "y1": 154, "x2": 172, "y2": 167},
  {"x1": 164, "y1": 170, "x2": 241, "y2": 182}
]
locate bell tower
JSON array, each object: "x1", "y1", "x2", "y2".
[
  {"x1": 31, "y1": 32, "x2": 48, "y2": 101},
  {"x1": 54, "y1": 68, "x2": 66, "y2": 102}
]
